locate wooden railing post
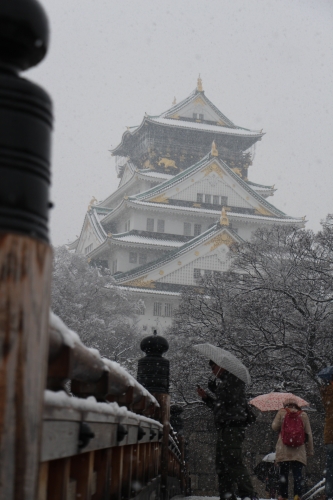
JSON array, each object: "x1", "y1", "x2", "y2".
[
  {"x1": 137, "y1": 330, "x2": 170, "y2": 500},
  {"x1": 0, "y1": 1, "x2": 53, "y2": 498}
]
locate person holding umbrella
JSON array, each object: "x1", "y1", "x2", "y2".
[
  {"x1": 318, "y1": 366, "x2": 333, "y2": 500},
  {"x1": 271, "y1": 396, "x2": 313, "y2": 500},
  {"x1": 194, "y1": 343, "x2": 257, "y2": 500}
]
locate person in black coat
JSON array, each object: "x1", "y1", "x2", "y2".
[{"x1": 197, "y1": 360, "x2": 256, "y2": 500}]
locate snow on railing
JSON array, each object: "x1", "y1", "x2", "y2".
[
  {"x1": 302, "y1": 479, "x2": 326, "y2": 500},
  {"x1": 49, "y1": 311, "x2": 159, "y2": 410}
]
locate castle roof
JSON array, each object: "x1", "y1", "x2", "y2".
[
  {"x1": 111, "y1": 87, "x2": 264, "y2": 157},
  {"x1": 114, "y1": 223, "x2": 243, "y2": 284},
  {"x1": 130, "y1": 153, "x2": 291, "y2": 219}
]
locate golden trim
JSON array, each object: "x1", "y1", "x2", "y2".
[
  {"x1": 193, "y1": 203, "x2": 201, "y2": 208},
  {"x1": 150, "y1": 193, "x2": 169, "y2": 203},
  {"x1": 159, "y1": 270, "x2": 164, "y2": 275},
  {"x1": 231, "y1": 167, "x2": 242, "y2": 177},
  {"x1": 203, "y1": 162, "x2": 224, "y2": 178},
  {"x1": 178, "y1": 261, "x2": 182, "y2": 266},
  {"x1": 124, "y1": 275, "x2": 156, "y2": 289},
  {"x1": 195, "y1": 251, "x2": 200, "y2": 256},
  {"x1": 194, "y1": 96, "x2": 205, "y2": 105},
  {"x1": 220, "y1": 207, "x2": 229, "y2": 226},
  {"x1": 255, "y1": 205, "x2": 273, "y2": 216},
  {"x1": 205, "y1": 232, "x2": 236, "y2": 251},
  {"x1": 197, "y1": 74, "x2": 203, "y2": 92}
]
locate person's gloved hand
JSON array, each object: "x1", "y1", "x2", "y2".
[{"x1": 208, "y1": 377, "x2": 217, "y2": 393}]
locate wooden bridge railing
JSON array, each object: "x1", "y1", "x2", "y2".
[{"x1": 38, "y1": 313, "x2": 186, "y2": 500}]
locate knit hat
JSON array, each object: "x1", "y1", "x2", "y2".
[{"x1": 283, "y1": 397, "x2": 302, "y2": 410}]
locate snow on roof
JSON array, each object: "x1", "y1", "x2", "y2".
[
  {"x1": 112, "y1": 233, "x2": 185, "y2": 247},
  {"x1": 120, "y1": 286, "x2": 181, "y2": 296},
  {"x1": 129, "y1": 198, "x2": 221, "y2": 215},
  {"x1": 149, "y1": 116, "x2": 262, "y2": 137},
  {"x1": 229, "y1": 212, "x2": 303, "y2": 223},
  {"x1": 139, "y1": 170, "x2": 173, "y2": 180},
  {"x1": 132, "y1": 154, "x2": 289, "y2": 219}
]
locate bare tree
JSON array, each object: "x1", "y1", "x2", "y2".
[
  {"x1": 169, "y1": 218, "x2": 333, "y2": 412},
  {"x1": 51, "y1": 246, "x2": 141, "y2": 371}
]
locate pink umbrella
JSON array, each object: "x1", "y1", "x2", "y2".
[{"x1": 249, "y1": 392, "x2": 309, "y2": 412}]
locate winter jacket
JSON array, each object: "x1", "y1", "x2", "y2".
[
  {"x1": 320, "y1": 384, "x2": 333, "y2": 444},
  {"x1": 272, "y1": 408, "x2": 314, "y2": 465},
  {"x1": 203, "y1": 371, "x2": 248, "y2": 429}
]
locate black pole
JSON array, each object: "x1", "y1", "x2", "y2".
[{"x1": 0, "y1": 0, "x2": 53, "y2": 242}]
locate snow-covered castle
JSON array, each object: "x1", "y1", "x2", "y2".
[{"x1": 70, "y1": 77, "x2": 304, "y2": 332}]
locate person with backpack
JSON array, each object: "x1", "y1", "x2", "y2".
[{"x1": 272, "y1": 397, "x2": 314, "y2": 500}]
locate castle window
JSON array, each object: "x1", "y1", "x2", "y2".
[
  {"x1": 157, "y1": 219, "x2": 165, "y2": 233},
  {"x1": 125, "y1": 219, "x2": 130, "y2": 232},
  {"x1": 112, "y1": 260, "x2": 117, "y2": 274},
  {"x1": 139, "y1": 253, "x2": 147, "y2": 265},
  {"x1": 194, "y1": 224, "x2": 202, "y2": 236},
  {"x1": 221, "y1": 196, "x2": 228, "y2": 206},
  {"x1": 84, "y1": 244, "x2": 93, "y2": 255},
  {"x1": 193, "y1": 113, "x2": 198, "y2": 119},
  {"x1": 199, "y1": 114, "x2": 204, "y2": 120},
  {"x1": 213, "y1": 195, "x2": 220, "y2": 205},
  {"x1": 184, "y1": 222, "x2": 191, "y2": 236},
  {"x1": 137, "y1": 302, "x2": 145, "y2": 315},
  {"x1": 164, "y1": 303, "x2": 173, "y2": 317},
  {"x1": 146, "y1": 218, "x2": 154, "y2": 231},
  {"x1": 194, "y1": 268, "x2": 202, "y2": 280},
  {"x1": 129, "y1": 252, "x2": 137, "y2": 263},
  {"x1": 197, "y1": 193, "x2": 203, "y2": 203},
  {"x1": 153, "y1": 302, "x2": 162, "y2": 316},
  {"x1": 205, "y1": 194, "x2": 211, "y2": 204}
]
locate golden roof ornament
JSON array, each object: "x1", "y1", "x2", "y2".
[
  {"x1": 88, "y1": 196, "x2": 98, "y2": 211},
  {"x1": 220, "y1": 206, "x2": 229, "y2": 226},
  {"x1": 172, "y1": 96, "x2": 176, "y2": 105},
  {"x1": 211, "y1": 140, "x2": 218, "y2": 157},
  {"x1": 197, "y1": 74, "x2": 203, "y2": 92}
]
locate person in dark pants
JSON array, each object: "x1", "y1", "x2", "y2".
[
  {"x1": 197, "y1": 360, "x2": 256, "y2": 500},
  {"x1": 272, "y1": 398, "x2": 313, "y2": 500}
]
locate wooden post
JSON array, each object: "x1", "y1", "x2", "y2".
[
  {"x1": 137, "y1": 330, "x2": 170, "y2": 500},
  {"x1": 152, "y1": 393, "x2": 170, "y2": 498},
  {"x1": 0, "y1": 1, "x2": 53, "y2": 499}
]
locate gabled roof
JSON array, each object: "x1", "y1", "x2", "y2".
[
  {"x1": 160, "y1": 88, "x2": 236, "y2": 127},
  {"x1": 111, "y1": 87, "x2": 264, "y2": 156},
  {"x1": 129, "y1": 152, "x2": 290, "y2": 219},
  {"x1": 114, "y1": 223, "x2": 242, "y2": 284}
]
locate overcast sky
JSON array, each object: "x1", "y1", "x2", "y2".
[{"x1": 28, "y1": 0, "x2": 333, "y2": 245}]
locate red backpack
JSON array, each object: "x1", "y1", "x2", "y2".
[{"x1": 281, "y1": 409, "x2": 305, "y2": 447}]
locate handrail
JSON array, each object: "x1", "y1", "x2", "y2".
[
  {"x1": 302, "y1": 479, "x2": 325, "y2": 500},
  {"x1": 48, "y1": 312, "x2": 159, "y2": 411},
  {"x1": 38, "y1": 313, "x2": 187, "y2": 500}
]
